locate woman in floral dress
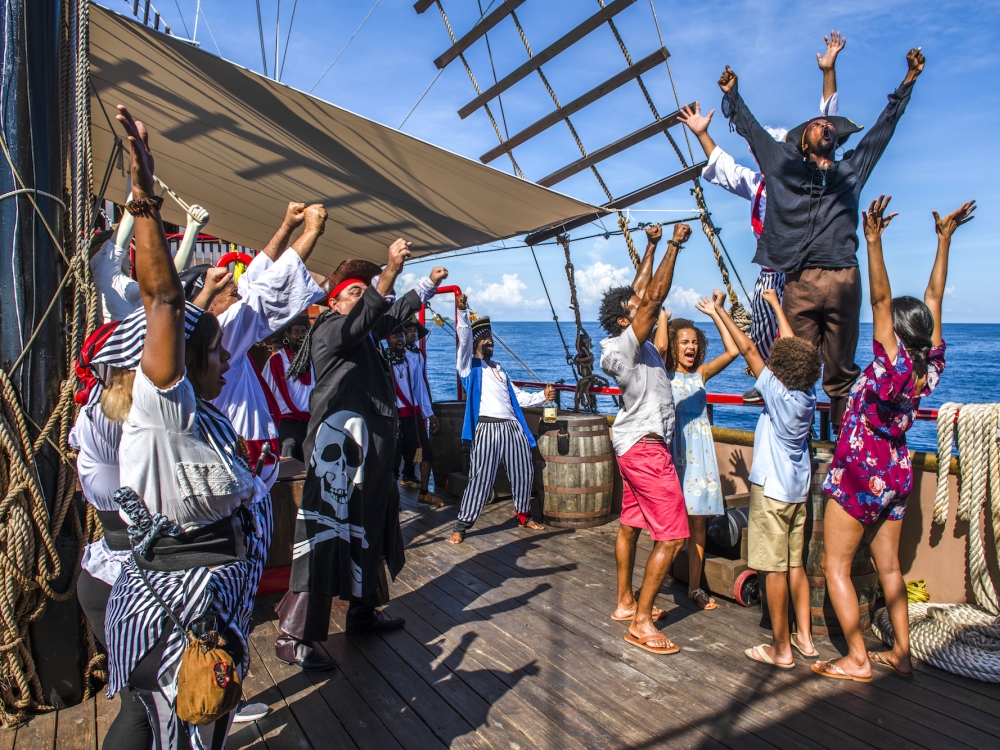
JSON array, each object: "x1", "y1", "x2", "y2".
[
  {"x1": 657, "y1": 290, "x2": 739, "y2": 610},
  {"x1": 814, "y1": 195, "x2": 974, "y2": 683}
]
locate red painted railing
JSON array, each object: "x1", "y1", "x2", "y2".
[{"x1": 511, "y1": 380, "x2": 944, "y2": 423}]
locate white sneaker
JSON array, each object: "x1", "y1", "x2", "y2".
[{"x1": 233, "y1": 701, "x2": 270, "y2": 723}]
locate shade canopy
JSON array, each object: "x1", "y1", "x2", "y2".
[{"x1": 89, "y1": 5, "x2": 596, "y2": 276}]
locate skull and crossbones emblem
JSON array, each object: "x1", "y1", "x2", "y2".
[{"x1": 311, "y1": 411, "x2": 368, "y2": 520}]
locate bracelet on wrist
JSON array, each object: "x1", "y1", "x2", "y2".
[
  {"x1": 125, "y1": 195, "x2": 164, "y2": 217},
  {"x1": 666, "y1": 239, "x2": 684, "y2": 250}
]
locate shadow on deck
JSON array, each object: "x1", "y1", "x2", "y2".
[{"x1": 5, "y1": 487, "x2": 1000, "y2": 749}]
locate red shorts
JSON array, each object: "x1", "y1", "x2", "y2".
[{"x1": 618, "y1": 439, "x2": 689, "y2": 542}]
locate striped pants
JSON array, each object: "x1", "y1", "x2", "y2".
[
  {"x1": 456, "y1": 419, "x2": 533, "y2": 533},
  {"x1": 750, "y1": 269, "x2": 786, "y2": 363}
]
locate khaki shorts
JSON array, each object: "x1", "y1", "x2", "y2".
[{"x1": 748, "y1": 483, "x2": 806, "y2": 573}]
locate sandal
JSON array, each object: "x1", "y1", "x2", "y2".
[
  {"x1": 689, "y1": 588, "x2": 717, "y2": 611},
  {"x1": 418, "y1": 491, "x2": 445, "y2": 507},
  {"x1": 611, "y1": 590, "x2": 668, "y2": 622},
  {"x1": 745, "y1": 645, "x2": 794, "y2": 670},
  {"x1": 625, "y1": 627, "x2": 679, "y2": 655},
  {"x1": 791, "y1": 633, "x2": 819, "y2": 658},
  {"x1": 868, "y1": 651, "x2": 913, "y2": 678},
  {"x1": 811, "y1": 660, "x2": 872, "y2": 682}
]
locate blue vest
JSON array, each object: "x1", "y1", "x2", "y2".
[{"x1": 461, "y1": 363, "x2": 536, "y2": 448}]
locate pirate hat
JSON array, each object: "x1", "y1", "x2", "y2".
[
  {"x1": 322, "y1": 259, "x2": 382, "y2": 306},
  {"x1": 471, "y1": 316, "x2": 493, "y2": 344},
  {"x1": 179, "y1": 263, "x2": 214, "y2": 301},
  {"x1": 403, "y1": 314, "x2": 429, "y2": 339},
  {"x1": 786, "y1": 115, "x2": 863, "y2": 154}
]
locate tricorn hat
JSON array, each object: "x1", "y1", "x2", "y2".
[
  {"x1": 786, "y1": 115, "x2": 863, "y2": 155},
  {"x1": 322, "y1": 259, "x2": 382, "y2": 306},
  {"x1": 402, "y1": 315, "x2": 429, "y2": 339}
]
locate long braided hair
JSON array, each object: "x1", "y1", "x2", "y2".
[{"x1": 287, "y1": 310, "x2": 333, "y2": 380}]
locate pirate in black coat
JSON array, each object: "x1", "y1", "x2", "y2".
[{"x1": 274, "y1": 239, "x2": 448, "y2": 670}]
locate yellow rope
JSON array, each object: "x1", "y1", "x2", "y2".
[{"x1": 906, "y1": 580, "x2": 930, "y2": 604}]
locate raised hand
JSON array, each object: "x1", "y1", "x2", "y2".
[
  {"x1": 677, "y1": 103, "x2": 714, "y2": 136},
  {"x1": 429, "y1": 416, "x2": 439, "y2": 434},
  {"x1": 712, "y1": 289, "x2": 726, "y2": 311},
  {"x1": 430, "y1": 266, "x2": 448, "y2": 285},
  {"x1": 695, "y1": 296, "x2": 716, "y2": 317},
  {"x1": 862, "y1": 195, "x2": 898, "y2": 241},
  {"x1": 386, "y1": 238, "x2": 412, "y2": 273},
  {"x1": 817, "y1": 31, "x2": 846, "y2": 70},
  {"x1": 671, "y1": 223, "x2": 693, "y2": 245},
  {"x1": 456, "y1": 293, "x2": 468, "y2": 311},
  {"x1": 302, "y1": 203, "x2": 328, "y2": 236},
  {"x1": 718, "y1": 66, "x2": 737, "y2": 94},
  {"x1": 762, "y1": 288, "x2": 781, "y2": 309},
  {"x1": 933, "y1": 200, "x2": 976, "y2": 239},
  {"x1": 115, "y1": 105, "x2": 155, "y2": 198},
  {"x1": 905, "y1": 47, "x2": 925, "y2": 82},
  {"x1": 283, "y1": 201, "x2": 307, "y2": 228},
  {"x1": 198, "y1": 268, "x2": 233, "y2": 304},
  {"x1": 644, "y1": 224, "x2": 663, "y2": 244}
]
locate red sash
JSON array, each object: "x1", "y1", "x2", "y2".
[
  {"x1": 248, "y1": 353, "x2": 285, "y2": 432},
  {"x1": 391, "y1": 362, "x2": 419, "y2": 418},
  {"x1": 267, "y1": 350, "x2": 311, "y2": 423},
  {"x1": 751, "y1": 180, "x2": 765, "y2": 237}
]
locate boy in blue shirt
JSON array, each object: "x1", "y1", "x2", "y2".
[{"x1": 718, "y1": 289, "x2": 821, "y2": 669}]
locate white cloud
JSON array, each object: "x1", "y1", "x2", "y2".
[
  {"x1": 944, "y1": 285, "x2": 955, "y2": 297},
  {"x1": 575, "y1": 261, "x2": 632, "y2": 304},
  {"x1": 467, "y1": 274, "x2": 546, "y2": 312},
  {"x1": 664, "y1": 286, "x2": 703, "y2": 315},
  {"x1": 395, "y1": 272, "x2": 418, "y2": 294}
]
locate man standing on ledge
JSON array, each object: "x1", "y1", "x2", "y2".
[
  {"x1": 449, "y1": 296, "x2": 555, "y2": 544},
  {"x1": 718, "y1": 47, "x2": 925, "y2": 429},
  {"x1": 599, "y1": 222, "x2": 692, "y2": 656},
  {"x1": 274, "y1": 239, "x2": 447, "y2": 670}
]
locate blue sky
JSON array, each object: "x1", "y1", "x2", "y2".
[{"x1": 144, "y1": 0, "x2": 997, "y2": 320}]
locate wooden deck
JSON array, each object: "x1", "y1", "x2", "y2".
[{"x1": 5, "y1": 487, "x2": 1000, "y2": 749}]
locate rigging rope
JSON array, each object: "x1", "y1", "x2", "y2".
[
  {"x1": 872, "y1": 402, "x2": 1000, "y2": 682},
  {"x1": 0, "y1": 0, "x2": 104, "y2": 726},
  {"x1": 557, "y1": 235, "x2": 608, "y2": 412}
]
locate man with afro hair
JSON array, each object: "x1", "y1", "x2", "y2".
[
  {"x1": 599, "y1": 222, "x2": 692, "y2": 656},
  {"x1": 717, "y1": 287, "x2": 821, "y2": 671}
]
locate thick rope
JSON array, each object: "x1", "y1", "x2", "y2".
[
  {"x1": 0, "y1": 0, "x2": 103, "y2": 726},
  {"x1": 557, "y1": 235, "x2": 608, "y2": 412},
  {"x1": 872, "y1": 402, "x2": 1000, "y2": 682}
]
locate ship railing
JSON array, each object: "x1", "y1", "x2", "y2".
[{"x1": 511, "y1": 380, "x2": 949, "y2": 443}]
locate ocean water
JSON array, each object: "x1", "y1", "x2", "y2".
[{"x1": 420, "y1": 321, "x2": 999, "y2": 454}]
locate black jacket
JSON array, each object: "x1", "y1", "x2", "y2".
[
  {"x1": 724, "y1": 80, "x2": 913, "y2": 273},
  {"x1": 290, "y1": 286, "x2": 421, "y2": 604}
]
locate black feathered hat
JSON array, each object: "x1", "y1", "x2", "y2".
[
  {"x1": 402, "y1": 315, "x2": 429, "y2": 340},
  {"x1": 471, "y1": 316, "x2": 492, "y2": 344}
]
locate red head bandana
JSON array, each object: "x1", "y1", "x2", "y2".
[{"x1": 327, "y1": 277, "x2": 367, "y2": 307}]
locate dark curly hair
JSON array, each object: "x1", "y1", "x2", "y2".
[
  {"x1": 185, "y1": 313, "x2": 223, "y2": 397},
  {"x1": 768, "y1": 337, "x2": 821, "y2": 393},
  {"x1": 599, "y1": 285, "x2": 636, "y2": 337},
  {"x1": 664, "y1": 319, "x2": 707, "y2": 372}
]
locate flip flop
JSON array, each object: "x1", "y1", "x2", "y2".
[
  {"x1": 811, "y1": 660, "x2": 872, "y2": 682},
  {"x1": 745, "y1": 645, "x2": 795, "y2": 670},
  {"x1": 791, "y1": 634, "x2": 819, "y2": 658},
  {"x1": 869, "y1": 651, "x2": 913, "y2": 678},
  {"x1": 624, "y1": 629, "x2": 680, "y2": 655},
  {"x1": 611, "y1": 590, "x2": 668, "y2": 622},
  {"x1": 689, "y1": 588, "x2": 717, "y2": 611}
]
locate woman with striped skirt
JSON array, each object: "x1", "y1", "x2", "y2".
[{"x1": 101, "y1": 105, "x2": 270, "y2": 750}]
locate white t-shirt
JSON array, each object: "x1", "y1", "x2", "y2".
[
  {"x1": 120, "y1": 367, "x2": 257, "y2": 531},
  {"x1": 600, "y1": 326, "x2": 675, "y2": 456},
  {"x1": 748, "y1": 368, "x2": 816, "y2": 503}
]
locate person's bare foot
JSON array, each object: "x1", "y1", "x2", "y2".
[
  {"x1": 869, "y1": 650, "x2": 913, "y2": 676},
  {"x1": 612, "y1": 597, "x2": 637, "y2": 620},
  {"x1": 521, "y1": 520, "x2": 544, "y2": 530},
  {"x1": 629, "y1": 615, "x2": 671, "y2": 649},
  {"x1": 448, "y1": 531, "x2": 464, "y2": 545},
  {"x1": 759, "y1": 643, "x2": 794, "y2": 667},
  {"x1": 823, "y1": 655, "x2": 872, "y2": 680}
]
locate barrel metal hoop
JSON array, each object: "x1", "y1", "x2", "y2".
[
  {"x1": 543, "y1": 483, "x2": 614, "y2": 495},
  {"x1": 540, "y1": 453, "x2": 613, "y2": 464}
]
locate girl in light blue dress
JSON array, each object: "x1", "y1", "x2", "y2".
[{"x1": 655, "y1": 291, "x2": 739, "y2": 610}]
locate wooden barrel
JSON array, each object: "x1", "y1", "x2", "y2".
[
  {"x1": 804, "y1": 453, "x2": 880, "y2": 635},
  {"x1": 429, "y1": 400, "x2": 467, "y2": 489},
  {"x1": 536, "y1": 414, "x2": 614, "y2": 529}
]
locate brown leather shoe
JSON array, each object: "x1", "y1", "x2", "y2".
[{"x1": 418, "y1": 491, "x2": 445, "y2": 507}]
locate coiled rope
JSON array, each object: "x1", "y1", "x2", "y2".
[
  {"x1": 556, "y1": 235, "x2": 608, "y2": 412},
  {"x1": 872, "y1": 402, "x2": 1000, "y2": 682},
  {"x1": 0, "y1": 0, "x2": 105, "y2": 726}
]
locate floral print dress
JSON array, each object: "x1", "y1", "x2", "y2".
[
  {"x1": 823, "y1": 338, "x2": 946, "y2": 523},
  {"x1": 670, "y1": 371, "x2": 725, "y2": 516}
]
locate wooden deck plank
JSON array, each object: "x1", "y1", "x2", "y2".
[
  {"x1": 12, "y1": 711, "x2": 55, "y2": 750},
  {"x1": 0, "y1": 726, "x2": 14, "y2": 750},
  {"x1": 54, "y1": 697, "x2": 95, "y2": 750}
]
